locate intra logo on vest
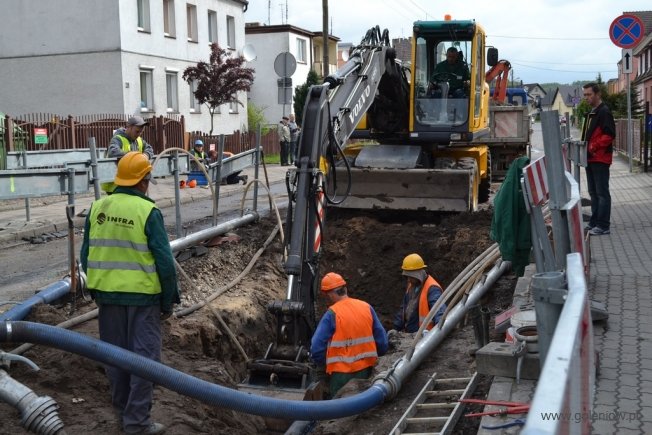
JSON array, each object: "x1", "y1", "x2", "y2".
[{"x1": 96, "y1": 212, "x2": 135, "y2": 227}]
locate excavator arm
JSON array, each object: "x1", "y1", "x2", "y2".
[
  {"x1": 241, "y1": 27, "x2": 406, "y2": 396},
  {"x1": 486, "y1": 60, "x2": 511, "y2": 104}
]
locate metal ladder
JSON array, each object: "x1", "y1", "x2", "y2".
[{"x1": 389, "y1": 372, "x2": 478, "y2": 435}]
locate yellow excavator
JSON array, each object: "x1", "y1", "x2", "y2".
[
  {"x1": 327, "y1": 19, "x2": 530, "y2": 212},
  {"x1": 241, "y1": 18, "x2": 529, "y2": 405}
]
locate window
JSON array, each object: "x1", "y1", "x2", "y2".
[
  {"x1": 166, "y1": 72, "x2": 178, "y2": 112},
  {"x1": 163, "y1": 0, "x2": 176, "y2": 37},
  {"x1": 189, "y1": 80, "x2": 200, "y2": 112},
  {"x1": 137, "y1": 0, "x2": 150, "y2": 31},
  {"x1": 208, "y1": 10, "x2": 218, "y2": 43},
  {"x1": 186, "y1": 3, "x2": 197, "y2": 42},
  {"x1": 226, "y1": 15, "x2": 235, "y2": 49},
  {"x1": 296, "y1": 38, "x2": 306, "y2": 63},
  {"x1": 139, "y1": 69, "x2": 154, "y2": 112},
  {"x1": 229, "y1": 98, "x2": 239, "y2": 114}
]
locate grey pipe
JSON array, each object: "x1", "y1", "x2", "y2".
[
  {"x1": 0, "y1": 369, "x2": 65, "y2": 435},
  {"x1": 375, "y1": 260, "x2": 511, "y2": 398},
  {"x1": 169, "y1": 212, "x2": 259, "y2": 252}
]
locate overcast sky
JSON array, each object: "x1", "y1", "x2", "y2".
[{"x1": 244, "y1": 0, "x2": 650, "y2": 84}]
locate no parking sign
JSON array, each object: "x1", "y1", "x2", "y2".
[{"x1": 609, "y1": 14, "x2": 645, "y2": 48}]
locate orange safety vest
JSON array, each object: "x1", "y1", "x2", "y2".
[
  {"x1": 325, "y1": 298, "x2": 378, "y2": 375},
  {"x1": 418, "y1": 275, "x2": 443, "y2": 331}
]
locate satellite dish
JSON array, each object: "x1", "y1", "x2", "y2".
[
  {"x1": 242, "y1": 44, "x2": 257, "y2": 61},
  {"x1": 341, "y1": 49, "x2": 350, "y2": 62}
]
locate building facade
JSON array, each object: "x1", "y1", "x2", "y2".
[
  {"x1": 0, "y1": 0, "x2": 249, "y2": 135},
  {"x1": 245, "y1": 23, "x2": 338, "y2": 125}
]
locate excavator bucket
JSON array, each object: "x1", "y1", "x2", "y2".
[{"x1": 332, "y1": 145, "x2": 484, "y2": 212}]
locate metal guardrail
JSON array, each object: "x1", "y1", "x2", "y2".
[
  {"x1": 523, "y1": 253, "x2": 595, "y2": 435},
  {"x1": 0, "y1": 148, "x2": 257, "y2": 201},
  {"x1": 206, "y1": 149, "x2": 257, "y2": 183},
  {"x1": 0, "y1": 168, "x2": 90, "y2": 200},
  {"x1": 63, "y1": 154, "x2": 191, "y2": 183},
  {"x1": 5, "y1": 149, "x2": 106, "y2": 170}
]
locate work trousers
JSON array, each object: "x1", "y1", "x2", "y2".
[
  {"x1": 289, "y1": 140, "x2": 297, "y2": 164},
  {"x1": 98, "y1": 304, "x2": 161, "y2": 433},
  {"x1": 585, "y1": 162, "x2": 611, "y2": 230},
  {"x1": 329, "y1": 366, "x2": 373, "y2": 397},
  {"x1": 280, "y1": 141, "x2": 289, "y2": 166}
]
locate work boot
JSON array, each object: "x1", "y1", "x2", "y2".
[
  {"x1": 240, "y1": 175, "x2": 249, "y2": 185},
  {"x1": 126, "y1": 422, "x2": 166, "y2": 434}
]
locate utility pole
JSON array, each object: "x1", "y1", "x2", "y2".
[{"x1": 322, "y1": 0, "x2": 329, "y2": 78}]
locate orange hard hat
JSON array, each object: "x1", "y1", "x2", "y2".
[
  {"x1": 188, "y1": 179, "x2": 197, "y2": 188},
  {"x1": 321, "y1": 272, "x2": 346, "y2": 292},
  {"x1": 114, "y1": 152, "x2": 152, "y2": 186}
]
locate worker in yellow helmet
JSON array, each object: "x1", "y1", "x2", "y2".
[
  {"x1": 394, "y1": 253, "x2": 446, "y2": 333},
  {"x1": 311, "y1": 272, "x2": 388, "y2": 397},
  {"x1": 80, "y1": 152, "x2": 179, "y2": 435}
]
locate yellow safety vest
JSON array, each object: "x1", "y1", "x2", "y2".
[
  {"x1": 119, "y1": 135, "x2": 144, "y2": 153},
  {"x1": 86, "y1": 193, "x2": 161, "y2": 294}
]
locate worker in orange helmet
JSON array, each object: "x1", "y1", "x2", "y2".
[
  {"x1": 394, "y1": 253, "x2": 446, "y2": 333},
  {"x1": 310, "y1": 272, "x2": 388, "y2": 397}
]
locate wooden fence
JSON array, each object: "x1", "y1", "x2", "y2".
[
  {"x1": 1, "y1": 113, "x2": 282, "y2": 169},
  {"x1": 1, "y1": 113, "x2": 184, "y2": 155},
  {"x1": 189, "y1": 128, "x2": 280, "y2": 156}
]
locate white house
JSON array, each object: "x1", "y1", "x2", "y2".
[
  {"x1": 0, "y1": 0, "x2": 249, "y2": 135},
  {"x1": 244, "y1": 23, "x2": 339, "y2": 125}
]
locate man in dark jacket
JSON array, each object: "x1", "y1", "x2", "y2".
[
  {"x1": 81, "y1": 152, "x2": 180, "y2": 434},
  {"x1": 581, "y1": 83, "x2": 615, "y2": 236}
]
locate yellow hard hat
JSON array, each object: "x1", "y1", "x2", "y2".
[
  {"x1": 114, "y1": 152, "x2": 152, "y2": 186},
  {"x1": 321, "y1": 272, "x2": 346, "y2": 292},
  {"x1": 402, "y1": 253, "x2": 426, "y2": 271}
]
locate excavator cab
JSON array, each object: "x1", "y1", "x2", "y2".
[
  {"x1": 410, "y1": 20, "x2": 490, "y2": 144},
  {"x1": 415, "y1": 40, "x2": 471, "y2": 128}
]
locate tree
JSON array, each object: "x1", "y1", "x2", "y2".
[
  {"x1": 247, "y1": 101, "x2": 268, "y2": 135},
  {"x1": 293, "y1": 70, "x2": 320, "y2": 125},
  {"x1": 183, "y1": 43, "x2": 255, "y2": 135}
]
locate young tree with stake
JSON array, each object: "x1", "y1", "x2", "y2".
[{"x1": 183, "y1": 43, "x2": 255, "y2": 135}]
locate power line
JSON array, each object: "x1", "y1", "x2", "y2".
[
  {"x1": 490, "y1": 34, "x2": 608, "y2": 41},
  {"x1": 510, "y1": 58, "x2": 616, "y2": 66},
  {"x1": 511, "y1": 61, "x2": 617, "y2": 74}
]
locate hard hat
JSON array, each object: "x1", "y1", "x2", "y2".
[
  {"x1": 321, "y1": 272, "x2": 346, "y2": 292},
  {"x1": 194, "y1": 139, "x2": 204, "y2": 147},
  {"x1": 402, "y1": 253, "x2": 426, "y2": 271},
  {"x1": 188, "y1": 179, "x2": 197, "y2": 188},
  {"x1": 114, "y1": 152, "x2": 152, "y2": 186}
]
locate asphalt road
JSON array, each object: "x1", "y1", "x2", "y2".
[{"x1": 0, "y1": 182, "x2": 288, "y2": 305}]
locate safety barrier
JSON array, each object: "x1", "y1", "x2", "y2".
[{"x1": 522, "y1": 253, "x2": 595, "y2": 434}]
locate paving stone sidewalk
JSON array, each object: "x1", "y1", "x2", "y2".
[{"x1": 588, "y1": 157, "x2": 652, "y2": 434}]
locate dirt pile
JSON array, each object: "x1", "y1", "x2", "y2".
[{"x1": 0, "y1": 209, "x2": 516, "y2": 434}]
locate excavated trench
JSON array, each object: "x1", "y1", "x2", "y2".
[{"x1": 0, "y1": 209, "x2": 516, "y2": 434}]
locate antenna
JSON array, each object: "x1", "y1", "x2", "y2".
[
  {"x1": 330, "y1": 17, "x2": 333, "y2": 35},
  {"x1": 267, "y1": 0, "x2": 271, "y2": 25},
  {"x1": 279, "y1": 3, "x2": 284, "y2": 24},
  {"x1": 285, "y1": 0, "x2": 288, "y2": 24}
]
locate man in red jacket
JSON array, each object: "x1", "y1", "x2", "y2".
[{"x1": 581, "y1": 83, "x2": 615, "y2": 236}]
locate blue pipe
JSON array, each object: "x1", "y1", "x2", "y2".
[
  {"x1": 0, "y1": 279, "x2": 71, "y2": 322},
  {"x1": 0, "y1": 321, "x2": 387, "y2": 420}
]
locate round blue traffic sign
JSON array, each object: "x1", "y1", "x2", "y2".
[{"x1": 609, "y1": 14, "x2": 645, "y2": 49}]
